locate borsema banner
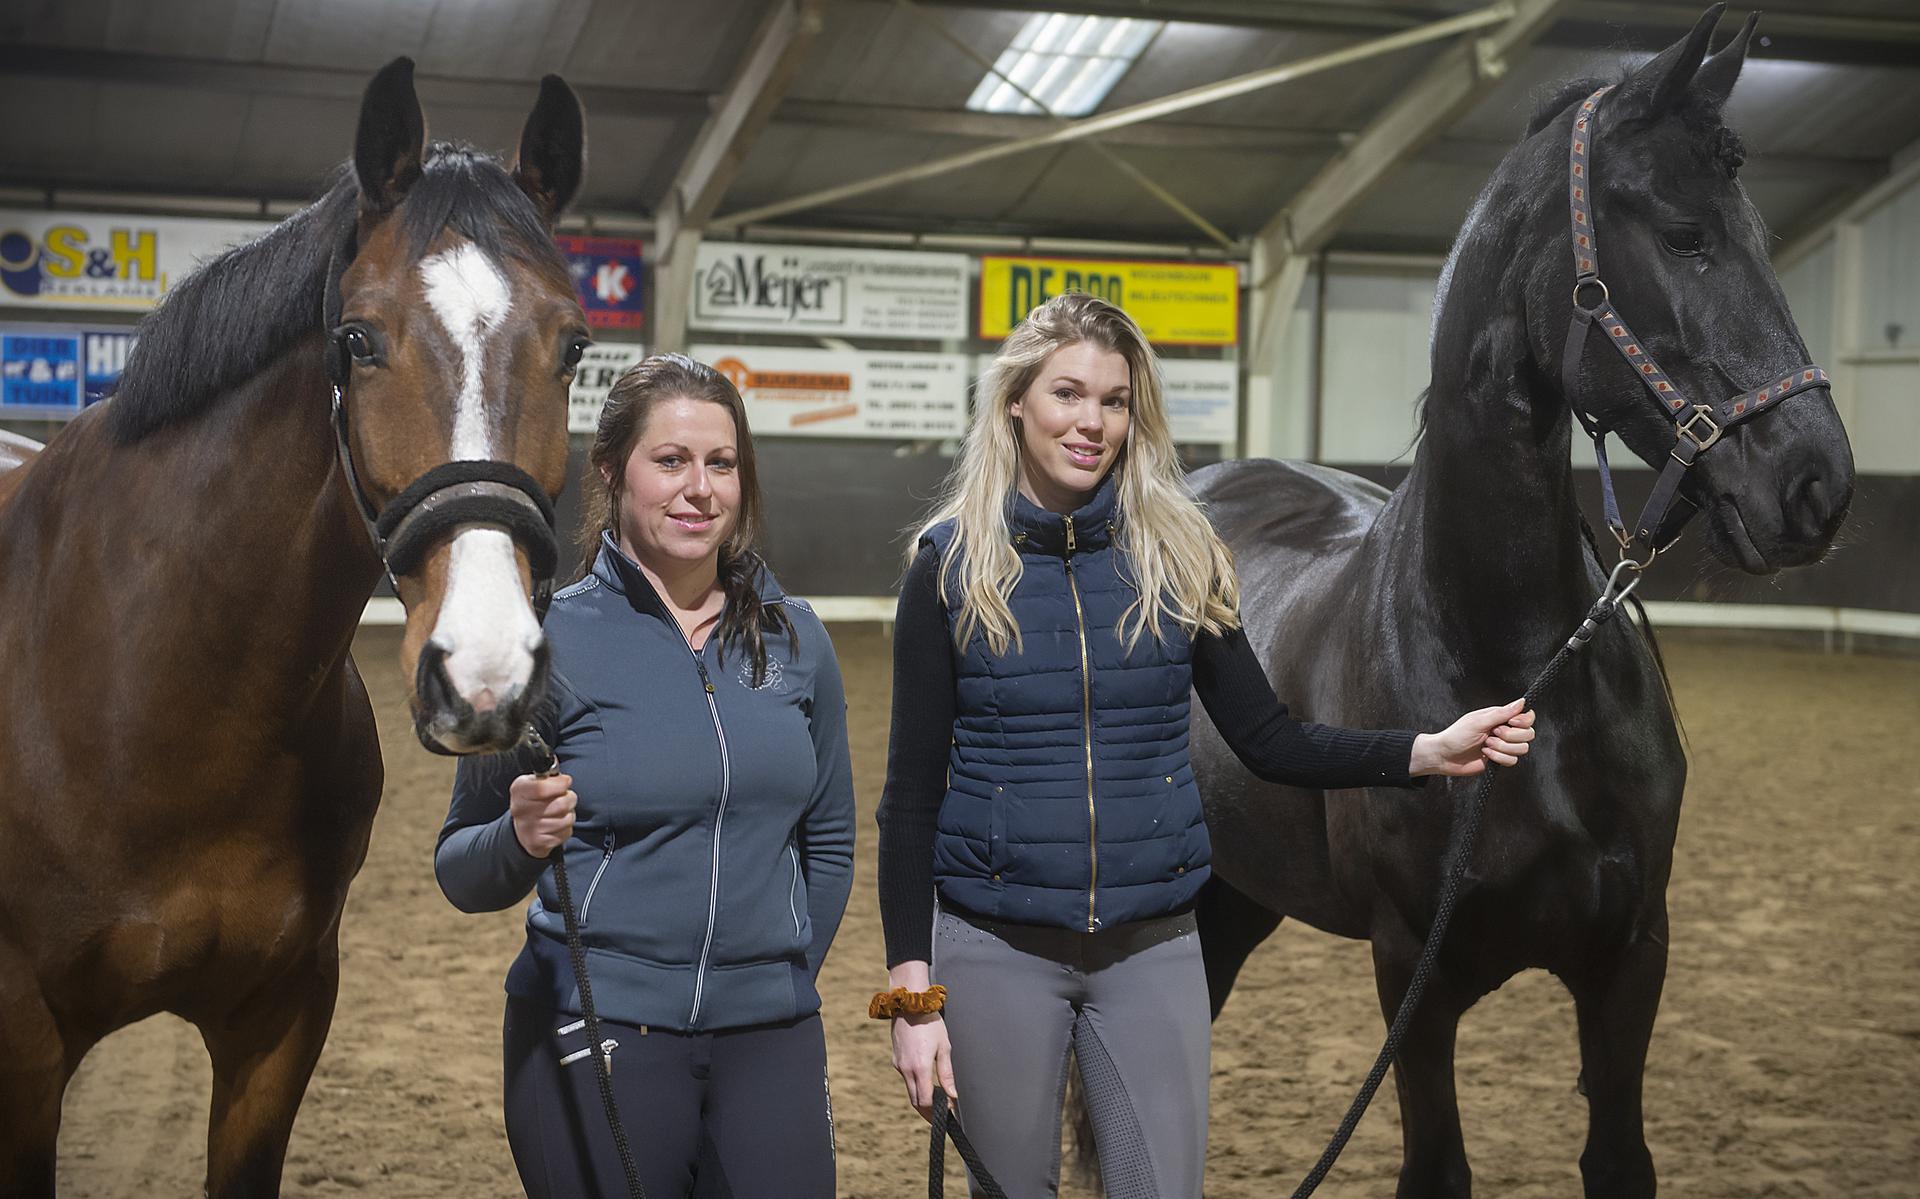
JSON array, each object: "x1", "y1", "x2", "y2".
[{"x1": 695, "y1": 343, "x2": 968, "y2": 439}]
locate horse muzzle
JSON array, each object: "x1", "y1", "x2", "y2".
[{"x1": 413, "y1": 635, "x2": 552, "y2": 755}]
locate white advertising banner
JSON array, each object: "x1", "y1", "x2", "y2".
[
  {"x1": 0, "y1": 209, "x2": 274, "y2": 311},
  {"x1": 970, "y1": 354, "x2": 1239, "y2": 445},
  {"x1": 567, "y1": 342, "x2": 649, "y2": 433},
  {"x1": 690, "y1": 242, "x2": 970, "y2": 339},
  {"x1": 695, "y1": 343, "x2": 968, "y2": 439},
  {"x1": 1160, "y1": 358, "x2": 1239, "y2": 445}
]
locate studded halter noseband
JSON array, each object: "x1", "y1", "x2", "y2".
[{"x1": 1559, "y1": 85, "x2": 1830, "y2": 561}]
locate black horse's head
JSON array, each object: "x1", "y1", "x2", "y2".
[{"x1": 1512, "y1": 6, "x2": 1853, "y2": 572}]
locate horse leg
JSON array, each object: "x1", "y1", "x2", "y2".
[
  {"x1": 1372, "y1": 935, "x2": 1473, "y2": 1199},
  {"x1": 1568, "y1": 922, "x2": 1666, "y2": 1199},
  {"x1": 0, "y1": 962, "x2": 70, "y2": 1198},
  {"x1": 1195, "y1": 874, "x2": 1283, "y2": 1018},
  {"x1": 199, "y1": 950, "x2": 340, "y2": 1199}
]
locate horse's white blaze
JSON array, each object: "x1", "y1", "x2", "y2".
[
  {"x1": 420, "y1": 242, "x2": 512, "y2": 460},
  {"x1": 421, "y1": 243, "x2": 537, "y2": 714},
  {"x1": 434, "y1": 528, "x2": 541, "y2": 712}
]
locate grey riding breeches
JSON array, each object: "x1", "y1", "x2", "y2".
[{"x1": 934, "y1": 905, "x2": 1211, "y2": 1199}]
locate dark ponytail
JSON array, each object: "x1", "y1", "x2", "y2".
[{"x1": 578, "y1": 352, "x2": 794, "y2": 684}]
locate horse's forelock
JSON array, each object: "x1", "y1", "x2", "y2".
[{"x1": 395, "y1": 142, "x2": 569, "y2": 282}]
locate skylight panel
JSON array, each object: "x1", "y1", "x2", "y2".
[{"x1": 965, "y1": 14, "x2": 1164, "y2": 117}]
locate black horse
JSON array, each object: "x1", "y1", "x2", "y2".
[{"x1": 1190, "y1": 9, "x2": 1853, "y2": 1197}]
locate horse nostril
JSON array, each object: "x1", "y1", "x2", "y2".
[
  {"x1": 416, "y1": 641, "x2": 461, "y2": 716},
  {"x1": 1785, "y1": 469, "x2": 1833, "y2": 542}
]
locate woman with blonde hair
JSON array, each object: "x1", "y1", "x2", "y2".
[{"x1": 873, "y1": 293, "x2": 1534, "y2": 1196}]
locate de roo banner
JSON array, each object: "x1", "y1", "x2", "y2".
[
  {"x1": 691, "y1": 243, "x2": 969, "y2": 339},
  {"x1": 978, "y1": 256, "x2": 1240, "y2": 347}
]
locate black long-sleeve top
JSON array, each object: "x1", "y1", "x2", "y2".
[{"x1": 875, "y1": 544, "x2": 1421, "y2": 966}]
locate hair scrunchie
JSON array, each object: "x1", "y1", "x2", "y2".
[{"x1": 868, "y1": 984, "x2": 947, "y2": 1020}]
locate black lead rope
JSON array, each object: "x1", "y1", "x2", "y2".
[
  {"x1": 929, "y1": 1087, "x2": 1009, "y2": 1199},
  {"x1": 525, "y1": 729, "x2": 647, "y2": 1199},
  {"x1": 1286, "y1": 562, "x2": 1640, "y2": 1198}
]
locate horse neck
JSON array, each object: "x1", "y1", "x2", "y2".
[
  {"x1": 1398, "y1": 235, "x2": 1599, "y2": 668},
  {"x1": 115, "y1": 336, "x2": 381, "y2": 704}
]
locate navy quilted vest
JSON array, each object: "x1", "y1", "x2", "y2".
[{"x1": 924, "y1": 475, "x2": 1210, "y2": 933}]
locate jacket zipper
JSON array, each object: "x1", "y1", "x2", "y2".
[
  {"x1": 1064, "y1": 514, "x2": 1098, "y2": 932},
  {"x1": 787, "y1": 844, "x2": 803, "y2": 937},
  {"x1": 577, "y1": 829, "x2": 615, "y2": 926},
  {"x1": 673, "y1": 624, "x2": 732, "y2": 1028}
]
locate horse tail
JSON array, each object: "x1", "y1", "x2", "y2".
[{"x1": 1063, "y1": 1065, "x2": 1101, "y2": 1189}]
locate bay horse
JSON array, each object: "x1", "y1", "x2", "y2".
[
  {"x1": 1190, "y1": 8, "x2": 1853, "y2": 1196},
  {"x1": 0, "y1": 59, "x2": 587, "y2": 1197}
]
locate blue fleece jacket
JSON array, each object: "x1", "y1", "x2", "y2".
[{"x1": 436, "y1": 533, "x2": 856, "y2": 1031}]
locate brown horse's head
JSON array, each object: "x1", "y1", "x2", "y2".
[{"x1": 333, "y1": 59, "x2": 586, "y2": 754}]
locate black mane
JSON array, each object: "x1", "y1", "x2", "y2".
[
  {"x1": 1526, "y1": 76, "x2": 1615, "y2": 138},
  {"x1": 106, "y1": 142, "x2": 567, "y2": 443}
]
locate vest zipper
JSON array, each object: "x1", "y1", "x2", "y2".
[
  {"x1": 1064, "y1": 514, "x2": 1098, "y2": 932},
  {"x1": 672, "y1": 624, "x2": 731, "y2": 1029}
]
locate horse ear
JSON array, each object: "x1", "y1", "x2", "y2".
[
  {"x1": 1613, "y1": 3, "x2": 1724, "y2": 119},
  {"x1": 354, "y1": 57, "x2": 426, "y2": 213},
  {"x1": 513, "y1": 75, "x2": 586, "y2": 225},
  {"x1": 1692, "y1": 10, "x2": 1759, "y2": 112}
]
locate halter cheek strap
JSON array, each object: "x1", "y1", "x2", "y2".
[
  {"x1": 1560, "y1": 86, "x2": 1830, "y2": 559},
  {"x1": 323, "y1": 236, "x2": 560, "y2": 619}
]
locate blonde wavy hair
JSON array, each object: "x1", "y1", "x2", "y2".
[{"x1": 914, "y1": 292, "x2": 1239, "y2": 656}]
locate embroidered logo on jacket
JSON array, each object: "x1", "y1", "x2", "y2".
[{"x1": 739, "y1": 655, "x2": 784, "y2": 692}]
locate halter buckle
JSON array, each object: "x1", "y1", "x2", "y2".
[
  {"x1": 1572, "y1": 275, "x2": 1610, "y2": 313},
  {"x1": 1675, "y1": 404, "x2": 1722, "y2": 453}
]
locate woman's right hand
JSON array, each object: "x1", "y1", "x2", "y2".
[
  {"x1": 892, "y1": 1011, "x2": 957, "y2": 1123},
  {"x1": 509, "y1": 772, "x2": 576, "y2": 858},
  {"x1": 887, "y1": 959, "x2": 957, "y2": 1122}
]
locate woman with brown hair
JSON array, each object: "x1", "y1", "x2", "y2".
[{"x1": 437, "y1": 352, "x2": 853, "y2": 1197}]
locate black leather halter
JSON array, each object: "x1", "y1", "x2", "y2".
[
  {"x1": 322, "y1": 232, "x2": 560, "y2": 614},
  {"x1": 1559, "y1": 86, "x2": 1830, "y2": 562}
]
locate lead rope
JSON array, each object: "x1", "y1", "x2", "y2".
[
  {"x1": 928, "y1": 1087, "x2": 1010, "y2": 1199},
  {"x1": 1286, "y1": 558, "x2": 1643, "y2": 1198},
  {"x1": 524, "y1": 729, "x2": 647, "y2": 1199}
]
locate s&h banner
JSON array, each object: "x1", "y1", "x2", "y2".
[{"x1": 0, "y1": 210, "x2": 272, "y2": 312}]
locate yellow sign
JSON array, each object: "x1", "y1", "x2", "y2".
[{"x1": 977, "y1": 256, "x2": 1239, "y2": 346}]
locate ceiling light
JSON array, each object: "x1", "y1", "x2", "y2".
[{"x1": 965, "y1": 14, "x2": 1163, "y2": 117}]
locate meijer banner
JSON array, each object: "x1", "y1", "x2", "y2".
[
  {"x1": 0, "y1": 210, "x2": 272, "y2": 311},
  {"x1": 695, "y1": 344, "x2": 967, "y2": 439},
  {"x1": 691, "y1": 243, "x2": 969, "y2": 339},
  {"x1": 978, "y1": 256, "x2": 1239, "y2": 347}
]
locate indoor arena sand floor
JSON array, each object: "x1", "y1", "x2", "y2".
[{"x1": 53, "y1": 625, "x2": 1919, "y2": 1197}]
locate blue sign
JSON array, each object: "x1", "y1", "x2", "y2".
[
  {"x1": 557, "y1": 235, "x2": 646, "y2": 330},
  {"x1": 83, "y1": 329, "x2": 134, "y2": 404},
  {"x1": 2, "y1": 331, "x2": 82, "y2": 411}
]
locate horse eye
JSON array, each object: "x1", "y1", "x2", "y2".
[
  {"x1": 344, "y1": 329, "x2": 375, "y2": 362},
  {"x1": 563, "y1": 338, "x2": 588, "y2": 369},
  {"x1": 1661, "y1": 228, "x2": 1704, "y2": 257}
]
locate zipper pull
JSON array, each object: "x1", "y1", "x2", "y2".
[
  {"x1": 1065, "y1": 514, "x2": 1077, "y2": 556},
  {"x1": 602, "y1": 830, "x2": 616, "y2": 855},
  {"x1": 695, "y1": 660, "x2": 715, "y2": 694}
]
